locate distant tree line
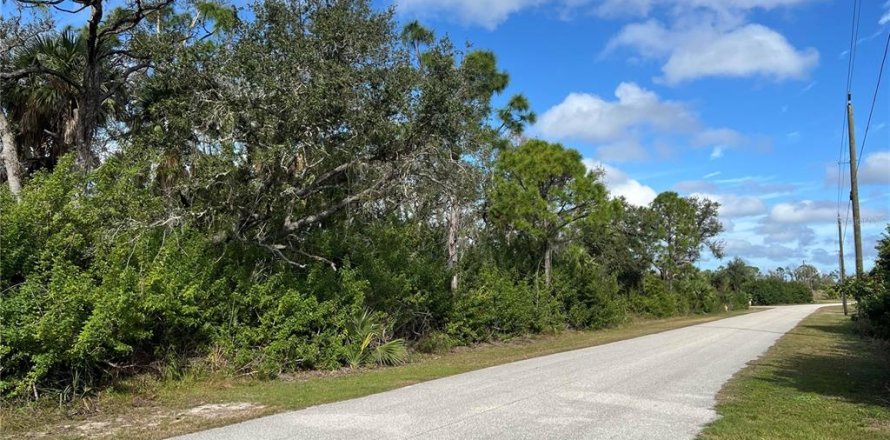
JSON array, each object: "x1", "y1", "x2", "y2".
[{"x1": 0, "y1": 0, "x2": 831, "y2": 401}]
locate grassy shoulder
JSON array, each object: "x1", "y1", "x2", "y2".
[
  {"x1": 700, "y1": 306, "x2": 890, "y2": 440},
  {"x1": 2, "y1": 309, "x2": 755, "y2": 440}
]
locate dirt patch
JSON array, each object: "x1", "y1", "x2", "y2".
[
  {"x1": 181, "y1": 402, "x2": 264, "y2": 419},
  {"x1": 16, "y1": 402, "x2": 266, "y2": 439}
]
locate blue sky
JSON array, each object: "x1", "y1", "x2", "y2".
[{"x1": 385, "y1": 0, "x2": 890, "y2": 273}]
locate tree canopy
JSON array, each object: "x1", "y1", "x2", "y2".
[{"x1": 0, "y1": 0, "x2": 812, "y2": 402}]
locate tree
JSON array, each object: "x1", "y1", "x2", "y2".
[
  {"x1": 793, "y1": 263, "x2": 820, "y2": 290},
  {"x1": 488, "y1": 139, "x2": 606, "y2": 287},
  {"x1": 1, "y1": 0, "x2": 234, "y2": 171},
  {"x1": 647, "y1": 192, "x2": 724, "y2": 292},
  {"x1": 400, "y1": 20, "x2": 434, "y2": 64},
  {"x1": 713, "y1": 257, "x2": 757, "y2": 293},
  {"x1": 578, "y1": 199, "x2": 652, "y2": 292}
]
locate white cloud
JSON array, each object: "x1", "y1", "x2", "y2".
[
  {"x1": 690, "y1": 192, "x2": 766, "y2": 218},
  {"x1": 595, "y1": 138, "x2": 649, "y2": 162},
  {"x1": 607, "y1": 20, "x2": 818, "y2": 84},
  {"x1": 769, "y1": 200, "x2": 888, "y2": 224},
  {"x1": 591, "y1": 0, "x2": 812, "y2": 19},
  {"x1": 396, "y1": 0, "x2": 545, "y2": 29},
  {"x1": 769, "y1": 200, "x2": 837, "y2": 224},
  {"x1": 757, "y1": 222, "x2": 816, "y2": 245},
  {"x1": 693, "y1": 128, "x2": 744, "y2": 148},
  {"x1": 860, "y1": 151, "x2": 890, "y2": 185},
  {"x1": 723, "y1": 238, "x2": 803, "y2": 262},
  {"x1": 536, "y1": 83, "x2": 697, "y2": 142},
  {"x1": 825, "y1": 151, "x2": 890, "y2": 186},
  {"x1": 710, "y1": 147, "x2": 724, "y2": 159},
  {"x1": 583, "y1": 159, "x2": 658, "y2": 207}
]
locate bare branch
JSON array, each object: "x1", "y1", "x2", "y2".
[
  {"x1": 99, "y1": 0, "x2": 175, "y2": 39},
  {"x1": 0, "y1": 65, "x2": 82, "y2": 90}
]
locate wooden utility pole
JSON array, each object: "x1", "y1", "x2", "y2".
[
  {"x1": 846, "y1": 93, "x2": 865, "y2": 278},
  {"x1": 837, "y1": 215, "x2": 847, "y2": 315}
]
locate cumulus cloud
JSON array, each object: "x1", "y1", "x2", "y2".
[
  {"x1": 606, "y1": 20, "x2": 818, "y2": 84},
  {"x1": 537, "y1": 83, "x2": 747, "y2": 160},
  {"x1": 859, "y1": 151, "x2": 890, "y2": 185},
  {"x1": 757, "y1": 222, "x2": 816, "y2": 246},
  {"x1": 583, "y1": 159, "x2": 658, "y2": 207},
  {"x1": 536, "y1": 83, "x2": 697, "y2": 142},
  {"x1": 825, "y1": 151, "x2": 890, "y2": 186}
]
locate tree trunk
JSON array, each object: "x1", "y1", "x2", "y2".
[
  {"x1": 63, "y1": 108, "x2": 79, "y2": 147},
  {"x1": 447, "y1": 196, "x2": 460, "y2": 292},
  {"x1": 544, "y1": 240, "x2": 552, "y2": 289},
  {"x1": 0, "y1": 111, "x2": 23, "y2": 200},
  {"x1": 75, "y1": 86, "x2": 100, "y2": 169},
  {"x1": 75, "y1": 1, "x2": 104, "y2": 170}
]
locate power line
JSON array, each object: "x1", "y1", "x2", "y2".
[
  {"x1": 838, "y1": 0, "x2": 861, "y2": 251},
  {"x1": 845, "y1": 0, "x2": 862, "y2": 91},
  {"x1": 857, "y1": 32, "x2": 890, "y2": 168}
]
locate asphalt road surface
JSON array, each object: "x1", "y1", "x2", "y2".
[{"x1": 174, "y1": 304, "x2": 826, "y2": 440}]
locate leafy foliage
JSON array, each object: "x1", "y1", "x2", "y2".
[
  {"x1": 847, "y1": 225, "x2": 890, "y2": 340},
  {"x1": 1, "y1": 0, "x2": 744, "y2": 401},
  {"x1": 748, "y1": 279, "x2": 813, "y2": 305}
]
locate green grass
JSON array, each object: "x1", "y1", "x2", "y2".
[
  {"x1": 700, "y1": 306, "x2": 890, "y2": 440},
  {"x1": 2, "y1": 309, "x2": 754, "y2": 440}
]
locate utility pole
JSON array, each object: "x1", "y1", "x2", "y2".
[
  {"x1": 847, "y1": 93, "x2": 865, "y2": 278},
  {"x1": 837, "y1": 215, "x2": 847, "y2": 315}
]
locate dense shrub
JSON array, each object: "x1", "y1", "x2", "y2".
[
  {"x1": 553, "y1": 247, "x2": 626, "y2": 329},
  {"x1": 848, "y1": 226, "x2": 890, "y2": 340},
  {"x1": 446, "y1": 264, "x2": 557, "y2": 343},
  {"x1": 747, "y1": 279, "x2": 812, "y2": 305},
  {"x1": 842, "y1": 278, "x2": 890, "y2": 340},
  {"x1": 0, "y1": 159, "x2": 362, "y2": 396}
]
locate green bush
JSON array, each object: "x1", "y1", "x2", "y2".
[
  {"x1": 676, "y1": 271, "x2": 721, "y2": 314},
  {"x1": 552, "y1": 248, "x2": 625, "y2": 329},
  {"x1": 0, "y1": 158, "x2": 362, "y2": 396},
  {"x1": 843, "y1": 277, "x2": 890, "y2": 340},
  {"x1": 414, "y1": 331, "x2": 456, "y2": 354},
  {"x1": 748, "y1": 279, "x2": 812, "y2": 305},
  {"x1": 447, "y1": 264, "x2": 545, "y2": 343},
  {"x1": 629, "y1": 275, "x2": 678, "y2": 318}
]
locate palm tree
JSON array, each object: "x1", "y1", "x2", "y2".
[
  {"x1": 400, "y1": 20, "x2": 434, "y2": 65},
  {"x1": 3, "y1": 32, "x2": 83, "y2": 168},
  {"x1": 1, "y1": 30, "x2": 123, "y2": 183}
]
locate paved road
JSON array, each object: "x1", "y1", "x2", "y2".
[{"x1": 174, "y1": 304, "x2": 826, "y2": 440}]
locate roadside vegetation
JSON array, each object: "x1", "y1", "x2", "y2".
[
  {"x1": 841, "y1": 226, "x2": 890, "y2": 340},
  {"x1": 0, "y1": 0, "x2": 835, "y2": 417},
  {"x1": 700, "y1": 306, "x2": 890, "y2": 440},
  {"x1": 2, "y1": 311, "x2": 753, "y2": 439}
]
